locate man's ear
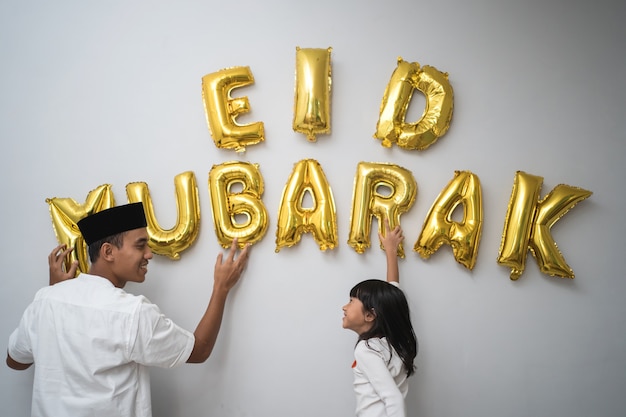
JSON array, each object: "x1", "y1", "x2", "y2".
[{"x1": 100, "y1": 242, "x2": 115, "y2": 262}]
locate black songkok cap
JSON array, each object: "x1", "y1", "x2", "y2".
[{"x1": 77, "y1": 202, "x2": 147, "y2": 246}]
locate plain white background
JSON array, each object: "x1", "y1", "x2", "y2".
[{"x1": 1, "y1": 1, "x2": 624, "y2": 416}]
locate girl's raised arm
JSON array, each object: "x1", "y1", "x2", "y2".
[{"x1": 378, "y1": 219, "x2": 404, "y2": 284}]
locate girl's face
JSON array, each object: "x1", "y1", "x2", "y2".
[{"x1": 342, "y1": 297, "x2": 375, "y2": 335}]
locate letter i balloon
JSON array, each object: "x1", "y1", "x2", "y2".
[{"x1": 292, "y1": 47, "x2": 332, "y2": 142}]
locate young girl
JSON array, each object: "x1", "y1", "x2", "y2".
[{"x1": 342, "y1": 220, "x2": 418, "y2": 417}]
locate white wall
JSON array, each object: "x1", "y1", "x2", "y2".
[{"x1": 1, "y1": 1, "x2": 624, "y2": 416}]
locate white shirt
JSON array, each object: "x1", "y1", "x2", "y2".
[
  {"x1": 8, "y1": 274, "x2": 195, "y2": 417},
  {"x1": 352, "y1": 337, "x2": 408, "y2": 417}
]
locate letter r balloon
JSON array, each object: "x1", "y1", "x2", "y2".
[{"x1": 348, "y1": 162, "x2": 417, "y2": 257}]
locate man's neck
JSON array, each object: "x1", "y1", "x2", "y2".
[{"x1": 88, "y1": 265, "x2": 125, "y2": 288}]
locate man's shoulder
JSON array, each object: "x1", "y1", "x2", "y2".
[{"x1": 37, "y1": 274, "x2": 149, "y2": 310}]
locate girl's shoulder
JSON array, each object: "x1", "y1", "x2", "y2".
[
  {"x1": 355, "y1": 338, "x2": 394, "y2": 364},
  {"x1": 356, "y1": 337, "x2": 391, "y2": 354}
]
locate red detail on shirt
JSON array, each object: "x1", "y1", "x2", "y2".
[{"x1": 352, "y1": 360, "x2": 357, "y2": 368}]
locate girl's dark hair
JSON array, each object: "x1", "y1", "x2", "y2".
[{"x1": 350, "y1": 279, "x2": 418, "y2": 377}]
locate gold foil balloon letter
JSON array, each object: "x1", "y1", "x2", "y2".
[
  {"x1": 414, "y1": 171, "x2": 483, "y2": 270},
  {"x1": 497, "y1": 171, "x2": 592, "y2": 280},
  {"x1": 126, "y1": 171, "x2": 201, "y2": 260},
  {"x1": 209, "y1": 161, "x2": 268, "y2": 248},
  {"x1": 275, "y1": 159, "x2": 338, "y2": 252},
  {"x1": 46, "y1": 184, "x2": 116, "y2": 274},
  {"x1": 374, "y1": 57, "x2": 453, "y2": 150},
  {"x1": 202, "y1": 66, "x2": 265, "y2": 152},
  {"x1": 348, "y1": 162, "x2": 417, "y2": 256},
  {"x1": 292, "y1": 47, "x2": 332, "y2": 142}
]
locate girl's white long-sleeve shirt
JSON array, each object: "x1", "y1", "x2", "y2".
[{"x1": 352, "y1": 337, "x2": 408, "y2": 417}]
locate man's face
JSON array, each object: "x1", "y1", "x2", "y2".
[{"x1": 109, "y1": 228, "x2": 153, "y2": 287}]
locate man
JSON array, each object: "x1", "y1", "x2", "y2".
[{"x1": 7, "y1": 202, "x2": 250, "y2": 417}]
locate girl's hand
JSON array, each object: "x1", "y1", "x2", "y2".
[{"x1": 379, "y1": 218, "x2": 404, "y2": 254}]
